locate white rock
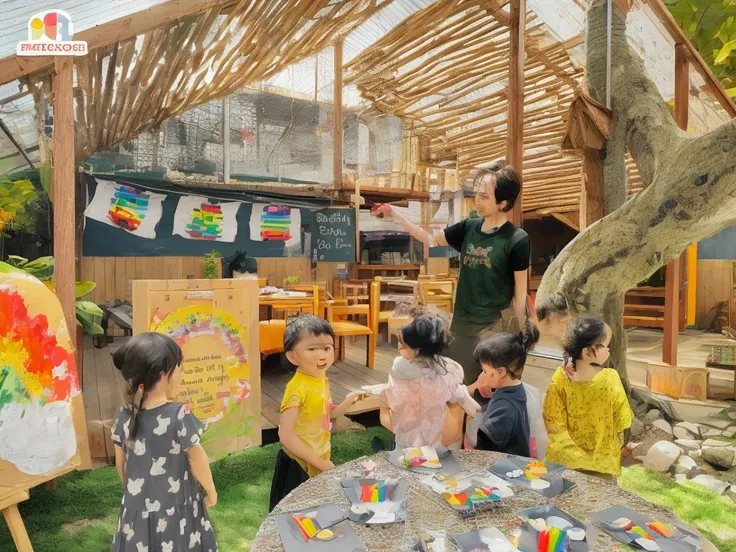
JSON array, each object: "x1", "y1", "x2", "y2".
[
  {"x1": 727, "y1": 485, "x2": 736, "y2": 503},
  {"x1": 673, "y1": 427, "x2": 694, "y2": 440},
  {"x1": 702, "y1": 447, "x2": 735, "y2": 469},
  {"x1": 675, "y1": 439, "x2": 702, "y2": 450},
  {"x1": 640, "y1": 441, "x2": 682, "y2": 472},
  {"x1": 703, "y1": 428, "x2": 726, "y2": 438},
  {"x1": 674, "y1": 474, "x2": 688, "y2": 483},
  {"x1": 702, "y1": 439, "x2": 730, "y2": 448},
  {"x1": 674, "y1": 455, "x2": 698, "y2": 475},
  {"x1": 723, "y1": 427, "x2": 736, "y2": 438},
  {"x1": 626, "y1": 442, "x2": 642, "y2": 451},
  {"x1": 652, "y1": 419, "x2": 673, "y2": 435},
  {"x1": 729, "y1": 412, "x2": 736, "y2": 421},
  {"x1": 690, "y1": 474, "x2": 729, "y2": 495},
  {"x1": 688, "y1": 449, "x2": 702, "y2": 459},
  {"x1": 643, "y1": 409, "x2": 663, "y2": 425},
  {"x1": 675, "y1": 422, "x2": 701, "y2": 438}
]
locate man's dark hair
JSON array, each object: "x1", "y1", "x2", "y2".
[{"x1": 473, "y1": 160, "x2": 521, "y2": 213}]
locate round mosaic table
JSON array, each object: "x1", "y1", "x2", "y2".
[{"x1": 253, "y1": 450, "x2": 699, "y2": 551}]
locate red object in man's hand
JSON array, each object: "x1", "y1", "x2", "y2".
[{"x1": 370, "y1": 203, "x2": 392, "y2": 218}]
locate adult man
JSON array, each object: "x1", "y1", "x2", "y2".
[{"x1": 371, "y1": 161, "x2": 530, "y2": 384}]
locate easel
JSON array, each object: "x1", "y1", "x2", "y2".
[{"x1": 1, "y1": 491, "x2": 32, "y2": 552}]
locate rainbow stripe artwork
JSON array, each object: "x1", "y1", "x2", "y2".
[
  {"x1": 0, "y1": 262, "x2": 80, "y2": 477},
  {"x1": 249, "y1": 203, "x2": 301, "y2": 247},
  {"x1": 173, "y1": 196, "x2": 240, "y2": 242},
  {"x1": 84, "y1": 179, "x2": 165, "y2": 239}
]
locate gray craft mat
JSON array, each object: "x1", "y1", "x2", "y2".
[
  {"x1": 488, "y1": 455, "x2": 573, "y2": 497},
  {"x1": 591, "y1": 505, "x2": 701, "y2": 552},
  {"x1": 449, "y1": 528, "x2": 520, "y2": 551},
  {"x1": 387, "y1": 446, "x2": 461, "y2": 475},
  {"x1": 273, "y1": 503, "x2": 366, "y2": 552},
  {"x1": 517, "y1": 504, "x2": 596, "y2": 552},
  {"x1": 340, "y1": 478, "x2": 408, "y2": 523}
]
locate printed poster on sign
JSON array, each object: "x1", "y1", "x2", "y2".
[
  {"x1": 84, "y1": 179, "x2": 165, "y2": 240},
  {"x1": 173, "y1": 195, "x2": 240, "y2": 242},
  {"x1": 249, "y1": 203, "x2": 301, "y2": 247},
  {"x1": 16, "y1": 10, "x2": 88, "y2": 56}
]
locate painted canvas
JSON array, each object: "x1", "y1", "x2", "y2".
[
  {"x1": 173, "y1": 195, "x2": 241, "y2": 242},
  {"x1": 84, "y1": 179, "x2": 165, "y2": 239},
  {"x1": 0, "y1": 261, "x2": 84, "y2": 493},
  {"x1": 249, "y1": 203, "x2": 301, "y2": 247}
]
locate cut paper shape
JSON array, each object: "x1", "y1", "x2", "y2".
[
  {"x1": 84, "y1": 179, "x2": 165, "y2": 239},
  {"x1": 635, "y1": 538, "x2": 661, "y2": 551},
  {"x1": 0, "y1": 262, "x2": 81, "y2": 479},
  {"x1": 530, "y1": 479, "x2": 551, "y2": 490},
  {"x1": 292, "y1": 512, "x2": 321, "y2": 542},
  {"x1": 609, "y1": 518, "x2": 634, "y2": 531},
  {"x1": 173, "y1": 195, "x2": 240, "y2": 242},
  {"x1": 646, "y1": 522, "x2": 675, "y2": 538},
  {"x1": 401, "y1": 446, "x2": 441, "y2": 469},
  {"x1": 568, "y1": 527, "x2": 586, "y2": 541},
  {"x1": 525, "y1": 459, "x2": 548, "y2": 479},
  {"x1": 249, "y1": 203, "x2": 301, "y2": 247}
]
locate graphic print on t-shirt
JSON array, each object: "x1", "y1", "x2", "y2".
[{"x1": 463, "y1": 242, "x2": 493, "y2": 268}]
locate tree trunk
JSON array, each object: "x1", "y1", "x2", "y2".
[{"x1": 536, "y1": 1, "x2": 736, "y2": 385}]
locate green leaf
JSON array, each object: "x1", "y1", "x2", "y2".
[
  {"x1": 6, "y1": 255, "x2": 28, "y2": 267},
  {"x1": 75, "y1": 300, "x2": 104, "y2": 316},
  {"x1": 714, "y1": 39, "x2": 736, "y2": 63},
  {"x1": 75, "y1": 281, "x2": 97, "y2": 298}
]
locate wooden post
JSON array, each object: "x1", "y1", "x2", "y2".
[
  {"x1": 333, "y1": 39, "x2": 343, "y2": 189},
  {"x1": 687, "y1": 243, "x2": 697, "y2": 326},
  {"x1": 54, "y1": 57, "x2": 77, "y2": 349},
  {"x1": 506, "y1": 0, "x2": 525, "y2": 227},
  {"x1": 663, "y1": 44, "x2": 688, "y2": 366}
]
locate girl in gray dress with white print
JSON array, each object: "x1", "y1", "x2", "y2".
[{"x1": 110, "y1": 333, "x2": 218, "y2": 552}]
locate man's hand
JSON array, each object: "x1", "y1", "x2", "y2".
[{"x1": 370, "y1": 203, "x2": 392, "y2": 218}]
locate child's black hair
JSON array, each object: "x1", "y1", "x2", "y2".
[
  {"x1": 399, "y1": 314, "x2": 450, "y2": 373},
  {"x1": 112, "y1": 332, "x2": 183, "y2": 442},
  {"x1": 562, "y1": 314, "x2": 609, "y2": 370},
  {"x1": 473, "y1": 160, "x2": 521, "y2": 213},
  {"x1": 472, "y1": 321, "x2": 539, "y2": 379},
  {"x1": 283, "y1": 314, "x2": 335, "y2": 353}
]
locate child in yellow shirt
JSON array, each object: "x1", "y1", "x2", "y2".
[
  {"x1": 269, "y1": 315, "x2": 358, "y2": 511},
  {"x1": 543, "y1": 314, "x2": 632, "y2": 477}
]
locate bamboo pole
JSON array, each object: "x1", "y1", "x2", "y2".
[
  {"x1": 333, "y1": 39, "x2": 344, "y2": 189},
  {"x1": 53, "y1": 57, "x2": 77, "y2": 348},
  {"x1": 663, "y1": 44, "x2": 688, "y2": 366}
]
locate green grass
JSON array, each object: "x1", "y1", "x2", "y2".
[
  {"x1": 0, "y1": 427, "x2": 392, "y2": 552},
  {"x1": 619, "y1": 466, "x2": 736, "y2": 552}
]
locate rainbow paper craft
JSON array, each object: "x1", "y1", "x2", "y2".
[
  {"x1": 537, "y1": 527, "x2": 569, "y2": 552},
  {"x1": 646, "y1": 521, "x2": 675, "y2": 538},
  {"x1": 359, "y1": 481, "x2": 393, "y2": 503},
  {"x1": 292, "y1": 513, "x2": 321, "y2": 542},
  {"x1": 186, "y1": 204, "x2": 223, "y2": 240},
  {"x1": 628, "y1": 526, "x2": 653, "y2": 540},
  {"x1": 84, "y1": 179, "x2": 165, "y2": 239},
  {"x1": 401, "y1": 446, "x2": 441, "y2": 469},
  {"x1": 442, "y1": 485, "x2": 502, "y2": 511},
  {"x1": 260, "y1": 205, "x2": 292, "y2": 241}
]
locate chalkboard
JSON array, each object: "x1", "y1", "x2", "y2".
[{"x1": 311, "y1": 208, "x2": 356, "y2": 262}]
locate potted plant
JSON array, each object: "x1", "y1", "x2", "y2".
[
  {"x1": 284, "y1": 276, "x2": 300, "y2": 286},
  {"x1": 204, "y1": 250, "x2": 222, "y2": 279}
]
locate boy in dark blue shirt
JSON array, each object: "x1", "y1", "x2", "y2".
[{"x1": 472, "y1": 323, "x2": 539, "y2": 456}]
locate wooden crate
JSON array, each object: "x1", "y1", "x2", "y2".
[{"x1": 646, "y1": 362, "x2": 709, "y2": 401}]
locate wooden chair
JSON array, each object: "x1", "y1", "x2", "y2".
[
  {"x1": 327, "y1": 280, "x2": 379, "y2": 368},
  {"x1": 375, "y1": 277, "x2": 419, "y2": 341},
  {"x1": 419, "y1": 279, "x2": 455, "y2": 315}
]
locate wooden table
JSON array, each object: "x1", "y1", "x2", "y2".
[{"x1": 253, "y1": 450, "x2": 710, "y2": 551}]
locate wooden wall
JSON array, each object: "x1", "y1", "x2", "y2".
[
  {"x1": 696, "y1": 259, "x2": 735, "y2": 327},
  {"x1": 80, "y1": 256, "x2": 346, "y2": 305},
  {"x1": 80, "y1": 257, "x2": 452, "y2": 305}
]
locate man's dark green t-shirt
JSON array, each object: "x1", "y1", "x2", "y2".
[{"x1": 444, "y1": 219, "x2": 530, "y2": 325}]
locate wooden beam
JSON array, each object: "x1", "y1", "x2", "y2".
[
  {"x1": 506, "y1": 0, "x2": 525, "y2": 227},
  {"x1": 54, "y1": 57, "x2": 77, "y2": 349},
  {"x1": 333, "y1": 39, "x2": 344, "y2": 189},
  {"x1": 647, "y1": 0, "x2": 736, "y2": 118},
  {"x1": 0, "y1": 0, "x2": 229, "y2": 86},
  {"x1": 687, "y1": 243, "x2": 697, "y2": 326},
  {"x1": 663, "y1": 44, "x2": 689, "y2": 366},
  {"x1": 580, "y1": 151, "x2": 604, "y2": 229}
]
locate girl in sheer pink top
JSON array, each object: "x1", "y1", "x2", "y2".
[{"x1": 376, "y1": 314, "x2": 481, "y2": 449}]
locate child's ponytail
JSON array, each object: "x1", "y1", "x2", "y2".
[
  {"x1": 519, "y1": 320, "x2": 540, "y2": 353},
  {"x1": 112, "y1": 333, "x2": 183, "y2": 442},
  {"x1": 473, "y1": 320, "x2": 540, "y2": 379},
  {"x1": 562, "y1": 314, "x2": 609, "y2": 372}
]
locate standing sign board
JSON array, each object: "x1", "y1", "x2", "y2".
[{"x1": 133, "y1": 279, "x2": 261, "y2": 458}]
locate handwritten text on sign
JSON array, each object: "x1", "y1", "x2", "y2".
[{"x1": 311, "y1": 209, "x2": 355, "y2": 262}]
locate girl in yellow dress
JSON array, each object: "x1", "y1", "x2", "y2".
[{"x1": 543, "y1": 314, "x2": 632, "y2": 478}]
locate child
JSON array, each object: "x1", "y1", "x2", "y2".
[
  {"x1": 472, "y1": 321, "x2": 540, "y2": 456},
  {"x1": 110, "y1": 333, "x2": 217, "y2": 552},
  {"x1": 269, "y1": 315, "x2": 358, "y2": 511},
  {"x1": 543, "y1": 314, "x2": 632, "y2": 478},
  {"x1": 376, "y1": 313, "x2": 481, "y2": 450}
]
